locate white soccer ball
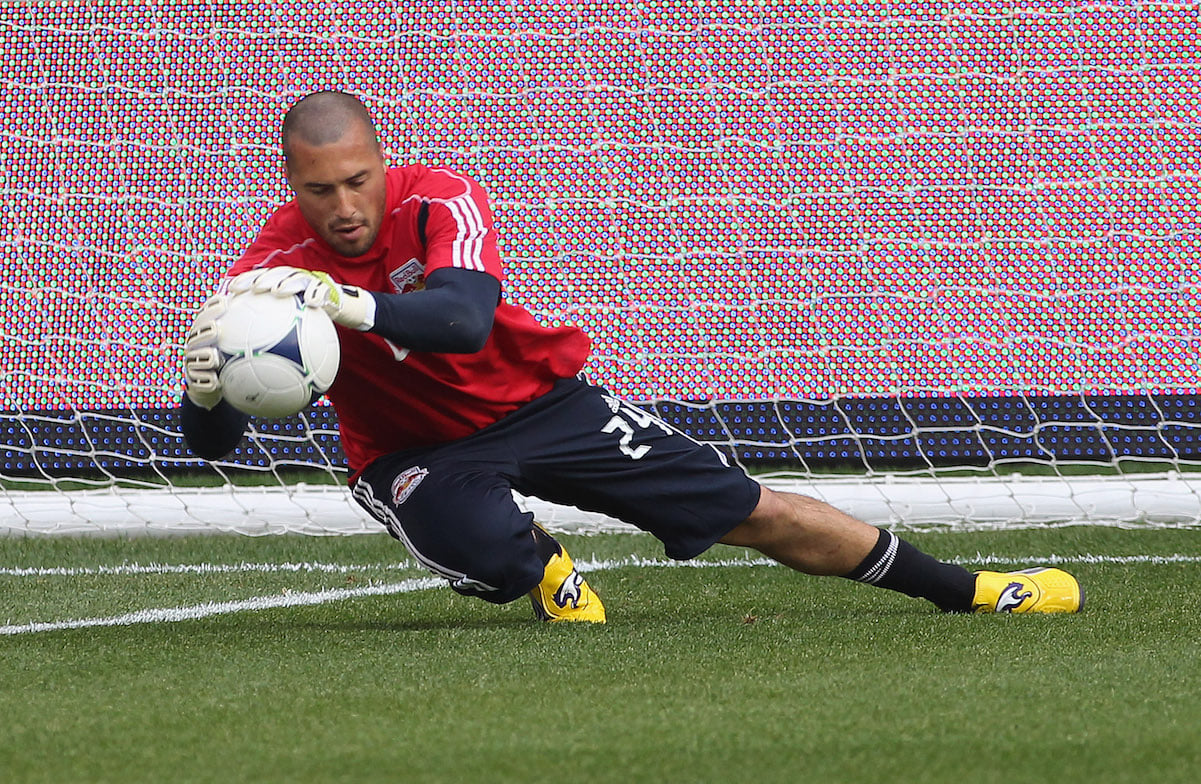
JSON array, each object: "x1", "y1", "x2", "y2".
[{"x1": 216, "y1": 290, "x2": 340, "y2": 418}]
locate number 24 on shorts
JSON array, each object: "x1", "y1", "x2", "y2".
[{"x1": 601, "y1": 400, "x2": 672, "y2": 460}]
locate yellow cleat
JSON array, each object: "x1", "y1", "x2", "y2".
[
  {"x1": 972, "y1": 568, "x2": 1084, "y2": 614},
  {"x1": 528, "y1": 547, "x2": 606, "y2": 624}
]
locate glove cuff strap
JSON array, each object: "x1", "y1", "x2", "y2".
[{"x1": 356, "y1": 290, "x2": 377, "y2": 331}]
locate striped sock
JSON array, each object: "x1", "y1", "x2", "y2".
[{"x1": 843, "y1": 529, "x2": 976, "y2": 612}]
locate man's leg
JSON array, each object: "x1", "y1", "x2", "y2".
[
  {"x1": 499, "y1": 378, "x2": 1080, "y2": 615},
  {"x1": 721, "y1": 486, "x2": 1082, "y2": 613},
  {"x1": 719, "y1": 486, "x2": 882, "y2": 576}
]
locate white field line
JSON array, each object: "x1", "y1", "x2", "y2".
[
  {"x1": 0, "y1": 577, "x2": 443, "y2": 636},
  {"x1": 0, "y1": 561, "x2": 417, "y2": 578},
  {"x1": 3, "y1": 553, "x2": 1200, "y2": 636}
]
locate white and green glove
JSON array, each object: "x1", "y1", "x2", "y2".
[
  {"x1": 183, "y1": 293, "x2": 228, "y2": 410},
  {"x1": 228, "y1": 266, "x2": 377, "y2": 331}
]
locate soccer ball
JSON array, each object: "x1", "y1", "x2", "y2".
[{"x1": 216, "y1": 290, "x2": 340, "y2": 418}]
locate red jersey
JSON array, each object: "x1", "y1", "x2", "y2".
[{"x1": 229, "y1": 165, "x2": 591, "y2": 479}]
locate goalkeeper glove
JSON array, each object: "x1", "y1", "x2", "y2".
[
  {"x1": 228, "y1": 266, "x2": 377, "y2": 331},
  {"x1": 183, "y1": 293, "x2": 227, "y2": 410}
]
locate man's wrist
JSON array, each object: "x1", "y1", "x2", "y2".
[{"x1": 185, "y1": 385, "x2": 223, "y2": 410}]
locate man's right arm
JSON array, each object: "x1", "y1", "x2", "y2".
[
  {"x1": 177, "y1": 288, "x2": 249, "y2": 461},
  {"x1": 178, "y1": 205, "x2": 310, "y2": 461}
]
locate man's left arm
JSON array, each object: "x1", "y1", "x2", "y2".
[
  {"x1": 366, "y1": 266, "x2": 499, "y2": 353},
  {"x1": 231, "y1": 265, "x2": 500, "y2": 354}
]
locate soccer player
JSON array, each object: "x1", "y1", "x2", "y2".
[{"x1": 180, "y1": 90, "x2": 1083, "y2": 622}]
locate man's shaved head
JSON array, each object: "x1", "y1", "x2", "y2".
[
  {"x1": 281, "y1": 90, "x2": 380, "y2": 163},
  {"x1": 281, "y1": 90, "x2": 388, "y2": 257}
]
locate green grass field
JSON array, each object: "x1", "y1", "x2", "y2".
[{"x1": 2, "y1": 526, "x2": 1199, "y2": 784}]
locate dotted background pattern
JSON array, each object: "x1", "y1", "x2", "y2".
[{"x1": 2, "y1": 1, "x2": 1199, "y2": 475}]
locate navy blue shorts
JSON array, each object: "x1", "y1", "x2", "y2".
[{"x1": 351, "y1": 377, "x2": 762, "y2": 604}]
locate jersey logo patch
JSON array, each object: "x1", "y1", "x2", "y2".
[
  {"x1": 390, "y1": 466, "x2": 429, "y2": 506},
  {"x1": 390, "y1": 258, "x2": 426, "y2": 295}
]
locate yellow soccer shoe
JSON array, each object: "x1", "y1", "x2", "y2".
[
  {"x1": 528, "y1": 546, "x2": 606, "y2": 624},
  {"x1": 972, "y1": 567, "x2": 1084, "y2": 614}
]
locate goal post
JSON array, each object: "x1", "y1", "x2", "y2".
[{"x1": 4, "y1": 1, "x2": 1201, "y2": 535}]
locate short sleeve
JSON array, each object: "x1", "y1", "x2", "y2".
[{"x1": 419, "y1": 171, "x2": 503, "y2": 281}]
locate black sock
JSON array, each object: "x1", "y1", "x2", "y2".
[
  {"x1": 530, "y1": 524, "x2": 562, "y2": 566},
  {"x1": 843, "y1": 529, "x2": 976, "y2": 612}
]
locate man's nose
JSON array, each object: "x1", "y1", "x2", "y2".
[{"x1": 333, "y1": 188, "x2": 355, "y2": 218}]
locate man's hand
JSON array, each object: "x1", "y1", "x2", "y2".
[
  {"x1": 183, "y1": 294, "x2": 227, "y2": 410},
  {"x1": 228, "y1": 266, "x2": 377, "y2": 331},
  {"x1": 303, "y1": 271, "x2": 378, "y2": 332}
]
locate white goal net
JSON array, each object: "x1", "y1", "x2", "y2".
[{"x1": 3, "y1": 0, "x2": 1201, "y2": 535}]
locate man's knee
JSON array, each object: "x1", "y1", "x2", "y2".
[
  {"x1": 403, "y1": 495, "x2": 546, "y2": 603},
  {"x1": 446, "y1": 555, "x2": 544, "y2": 605},
  {"x1": 408, "y1": 515, "x2": 545, "y2": 604},
  {"x1": 360, "y1": 470, "x2": 548, "y2": 605}
]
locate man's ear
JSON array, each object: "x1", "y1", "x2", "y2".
[{"x1": 282, "y1": 156, "x2": 297, "y2": 191}]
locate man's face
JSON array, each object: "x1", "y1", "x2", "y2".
[{"x1": 285, "y1": 122, "x2": 386, "y2": 257}]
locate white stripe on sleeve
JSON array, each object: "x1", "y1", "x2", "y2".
[{"x1": 443, "y1": 194, "x2": 486, "y2": 271}]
